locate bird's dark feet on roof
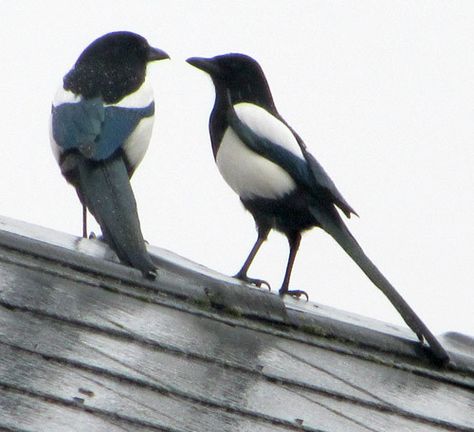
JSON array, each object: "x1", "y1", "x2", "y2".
[
  {"x1": 88, "y1": 232, "x2": 106, "y2": 242},
  {"x1": 145, "y1": 269, "x2": 158, "y2": 280},
  {"x1": 234, "y1": 272, "x2": 271, "y2": 291},
  {"x1": 279, "y1": 289, "x2": 309, "y2": 301}
]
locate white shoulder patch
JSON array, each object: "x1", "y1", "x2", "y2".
[
  {"x1": 123, "y1": 116, "x2": 155, "y2": 170},
  {"x1": 233, "y1": 103, "x2": 304, "y2": 160},
  {"x1": 51, "y1": 78, "x2": 154, "y2": 109},
  {"x1": 52, "y1": 86, "x2": 80, "y2": 107},
  {"x1": 119, "y1": 78, "x2": 156, "y2": 170},
  {"x1": 110, "y1": 77, "x2": 154, "y2": 109}
]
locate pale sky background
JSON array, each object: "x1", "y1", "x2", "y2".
[{"x1": 1, "y1": 1, "x2": 472, "y2": 336}]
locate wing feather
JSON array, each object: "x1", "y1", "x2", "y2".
[{"x1": 227, "y1": 102, "x2": 357, "y2": 217}]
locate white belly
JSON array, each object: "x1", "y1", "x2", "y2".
[{"x1": 216, "y1": 127, "x2": 296, "y2": 200}]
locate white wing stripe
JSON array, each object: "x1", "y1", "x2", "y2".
[
  {"x1": 110, "y1": 77, "x2": 154, "y2": 108},
  {"x1": 233, "y1": 103, "x2": 305, "y2": 161}
]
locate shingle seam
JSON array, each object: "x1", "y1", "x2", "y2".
[
  {"x1": 0, "y1": 249, "x2": 472, "y2": 391},
  {"x1": 0, "y1": 321, "x2": 472, "y2": 432}
]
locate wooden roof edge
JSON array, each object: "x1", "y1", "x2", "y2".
[{"x1": 0, "y1": 214, "x2": 473, "y2": 384}]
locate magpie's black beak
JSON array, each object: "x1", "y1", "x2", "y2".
[
  {"x1": 186, "y1": 56, "x2": 219, "y2": 76},
  {"x1": 148, "y1": 46, "x2": 170, "y2": 62}
]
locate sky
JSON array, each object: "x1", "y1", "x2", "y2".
[{"x1": 1, "y1": 1, "x2": 473, "y2": 336}]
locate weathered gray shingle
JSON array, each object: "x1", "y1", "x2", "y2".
[{"x1": 0, "y1": 215, "x2": 472, "y2": 432}]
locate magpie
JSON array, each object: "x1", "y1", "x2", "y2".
[
  {"x1": 186, "y1": 53, "x2": 449, "y2": 364},
  {"x1": 50, "y1": 31, "x2": 169, "y2": 279}
]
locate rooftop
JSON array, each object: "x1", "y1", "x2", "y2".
[{"x1": 0, "y1": 215, "x2": 473, "y2": 432}]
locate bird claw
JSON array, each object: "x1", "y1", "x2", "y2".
[
  {"x1": 234, "y1": 274, "x2": 271, "y2": 291},
  {"x1": 145, "y1": 269, "x2": 158, "y2": 280},
  {"x1": 280, "y1": 289, "x2": 309, "y2": 301}
]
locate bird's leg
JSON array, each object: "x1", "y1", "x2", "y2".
[
  {"x1": 82, "y1": 204, "x2": 88, "y2": 238},
  {"x1": 279, "y1": 232, "x2": 308, "y2": 300},
  {"x1": 234, "y1": 228, "x2": 271, "y2": 290}
]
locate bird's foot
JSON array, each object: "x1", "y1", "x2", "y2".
[
  {"x1": 88, "y1": 232, "x2": 106, "y2": 241},
  {"x1": 234, "y1": 273, "x2": 271, "y2": 291},
  {"x1": 279, "y1": 289, "x2": 309, "y2": 301},
  {"x1": 145, "y1": 269, "x2": 158, "y2": 280}
]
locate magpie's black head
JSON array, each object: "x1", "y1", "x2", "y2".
[
  {"x1": 64, "y1": 31, "x2": 169, "y2": 104},
  {"x1": 187, "y1": 53, "x2": 277, "y2": 112}
]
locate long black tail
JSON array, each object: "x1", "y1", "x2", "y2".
[
  {"x1": 77, "y1": 154, "x2": 157, "y2": 279},
  {"x1": 309, "y1": 204, "x2": 449, "y2": 364}
]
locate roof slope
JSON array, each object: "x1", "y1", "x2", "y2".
[{"x1": 0, "y1": 215, "x2": 473, "y2": 432}]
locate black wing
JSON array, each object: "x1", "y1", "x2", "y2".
[{"x1": 226, "y1": 103, "x2": 357, "y2": 218}]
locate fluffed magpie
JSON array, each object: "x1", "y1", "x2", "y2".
[
  {"x1": 187, "y1": 53, "x2": 449, "y2": 364},
  {"x1": 50, "y1": 31, "x2": 169, "y2": 279}
]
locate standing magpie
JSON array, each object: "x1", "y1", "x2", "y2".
[
  {"x1": 186, "y1": 53, "x2": 449, "y2": 363},
  {"x1": 50, "y1": 31, "x2": 169, "y2": 279}
]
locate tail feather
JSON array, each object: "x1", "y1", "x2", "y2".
[
  {"x1": 309, "y1": 204, "x2": 449, "y2": 364},
  {"x1": 77, "y1": 154, "x2": 157, "y2": 279}
]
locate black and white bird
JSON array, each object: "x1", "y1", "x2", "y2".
[
  {"x1": 50, "y1": 31, "x2": 169, "y2": 278},
  {"x1": 187, "y1": 53, "x2": 449, "y2": 363}
]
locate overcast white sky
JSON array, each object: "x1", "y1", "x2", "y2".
[{"x1": 1, "y1": 1, "x2": 472, "y2": 336}]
